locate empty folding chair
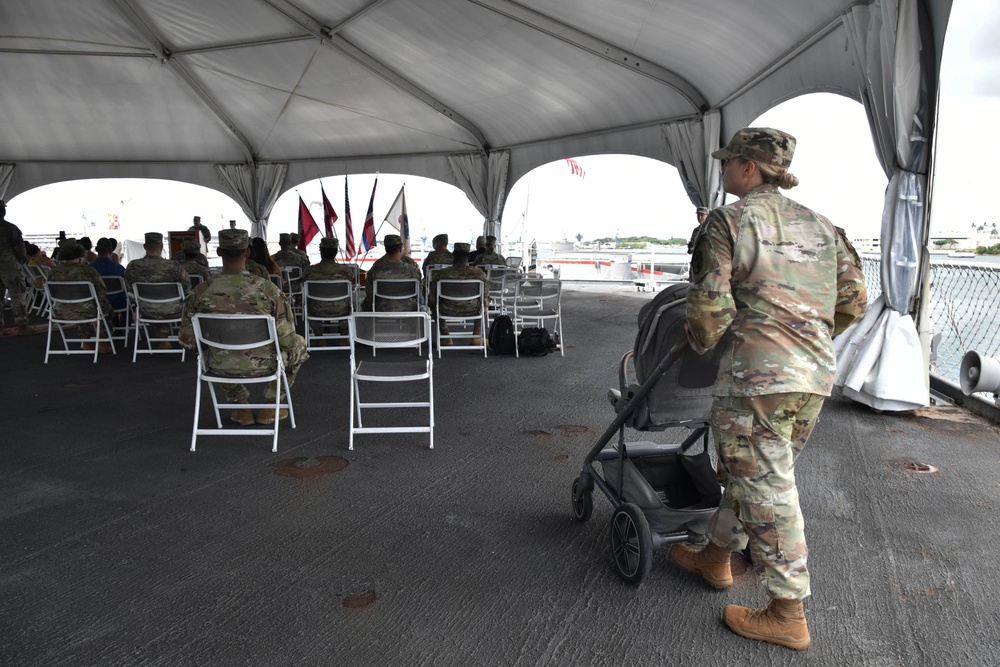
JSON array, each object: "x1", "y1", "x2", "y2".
[
  {"x1": 512, "y1": 278, "x2": 564, "y2": 357},
  {"x1": 435, "y1": 279, "x2": 487, "y2": 358},
  {"x1": 189, "y1": 313, "x2": 296, "y2": 453},
  {"x1": 133, "y1": 282, "x2": 186, "y2": 362},
  {"x1": 348, "y1": 311, "x2": 433, "y2": 450},
  {"x1": 42, "y1": 281, "x2": 116, "y2": 363},
  {"x1": 27, "y1": 265, "x2": 50, "y2": 317},
  {"x1": 302, "y1": 279, "x2": 353, "y2": 351},
  {"x1": 101, "y1": 275, "x2": 131, "y2": 346}
]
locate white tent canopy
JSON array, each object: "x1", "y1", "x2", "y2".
[{"x1": 1, "y1": 0, "x2": 953, "y2": 409}]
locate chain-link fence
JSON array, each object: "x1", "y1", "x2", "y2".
[{"x1": 860, "y1": 257, "x2": 1000, "y2": 387}]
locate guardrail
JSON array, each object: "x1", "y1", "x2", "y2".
[{"x1": 860, "y1": 257, "x2": 1000, "y2": 388}]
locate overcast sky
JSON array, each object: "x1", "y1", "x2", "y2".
[{"x1": 7, "y1": 0, "x2": 998, "y2": 247}]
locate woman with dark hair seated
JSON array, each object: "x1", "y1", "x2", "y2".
[{"x1": 251, "y1": 237, "x2": 281, "y2": 276}]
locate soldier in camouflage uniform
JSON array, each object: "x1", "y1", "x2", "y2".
[
  {"x1": 188, "y1": 216, "x2": 211, "y2": 243},
  {"x1": 687, "y1": 206, "x2": 710, "y2": 254},
  {"x1": 471, "y1": 235, "x2": 506, "y2": 268},
  {"x1": 429, "y1": 242, "x2": 487, "y2": 343},
  {"x1": 302, "y1": 237, "x2": 355, "y2": 337},
  {"x1": 672, "y1": 128, "x2": 868, "y2": 651},
  {"x1": 124, "y1": 232, "x2": 191, "y2": 347},
  {"x1": 273, "y1": 233, "x2": 309, "y2": 271},
  {"x1": 179, "y1": 229, "x2": 309, "y2": 426},
  {"x1": 289, "y1": 233, "x2": 310, "y2": 264},
  {"x1": 0, "y1": 200, "x2": 29, "y2": 328},
  {"x1": 361, "y1": 234, "x2": 421, "y2": 311},
  {"x1": 178, "y1": 238, "x2": 212, "y2": 284},
  {"x1": 47, "y1": 238, "x2": 113, "y2": 350}
]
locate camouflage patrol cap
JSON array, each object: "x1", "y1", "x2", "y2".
[
  {"x1": 144, "y1": 232, "x2": 164, "y2": 245},
  {"x1": 319, "y1": 237, "x2": 339, "y2": 250},
  {"x1": 58, "y1": 238, "x2": 84, "y2": 258},
  {"x1": 453, "y1": 242, "x2": 471, "y2": 253},
  {"x1": 696, "y1": 207, "x2": 710, "y2": 215},
  {"x1": 182, "y1": 238, "x2": 201, "y2": 254},
  {"x1": 712, "y1": 127, "x2": 796, "y2": 168},
  {"x1": 433, "y1": 233, "x2": 448, "y2": 244},
  {"x1": 278, "y1": 233, "x2": 291, "y2": 243},
  {"x1": 384, "y1": 234, "x2": 402, "y2": 246},
  {"x1": 219, "y1": 229, "x2": 249, "y2": 249}
]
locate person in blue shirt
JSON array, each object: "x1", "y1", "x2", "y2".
[{"x1": 89, "y1": 237, "x2": 126, "y2": 314}]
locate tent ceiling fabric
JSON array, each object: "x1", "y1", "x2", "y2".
[{"x1": 0, "y1": 0, "x2": 952, "y2": 216}]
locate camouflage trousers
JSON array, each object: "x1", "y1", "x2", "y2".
[
  {"x1": 705, "y1": 392, "x2": 825, "y2": 600},
  {"x1": 219, "y1": 336, "x2": 309, "y2": 403},
  {"x1": 1, "y1": 265, "x2": 28, "y2": 326}
]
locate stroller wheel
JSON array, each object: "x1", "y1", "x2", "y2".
[
  {"x1": 609, "y1": 503, "x2": 653, "y2": 585},
  {"x1": 571, "y1": 478, "x2": 593, "y2": 522}
]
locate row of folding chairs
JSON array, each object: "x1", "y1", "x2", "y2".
[{"x1": 188, "y1": 311, "x2": 434, "y2": 453}]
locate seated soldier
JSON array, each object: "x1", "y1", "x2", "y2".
[
  {"x1": 302, "y1": 237, "x2": 355, "y2": 343},
  {"x1": 273, "y1": 233, "x2": 310, "y2": 271},
  {"x1": 124, "y1": 232, "x2": 191, "y2": 350},
  {"x1": 179, "y1": 229, "x2": 309, "y2": 426},
  {"x1": 429, "y1": 242, "x2": 487, "y2": 345},
  {"x1": 178, "y1": 238, "x2": 212, "y2": 284},
  {"x1": 471, "y1": 235, "x2": 506, "y2": 267},
  {"x1": 423, "y1": 233, "x2": 453, "y2": 272},
  {"x1": 47, "y1": 238, "x2": 113, "y2": 353},
  {"x1": 361, "y1": 234, "x2": 421, "y2": 311}
]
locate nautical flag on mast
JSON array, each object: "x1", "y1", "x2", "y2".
[
  {"x1": 297, "y1": 194, "x2": 319, "y2": 251},
  {"x1": 361, "y1": 177, "x2": 378, "y2": 252},
  {"x1": 382, "y1": 186, "x2": 410, "y2": 256},
  {"x1": 344, "y1": 177, "x2": 356, "y2": 259},
  {"x1": 321, "y1": 182, "x2": 338, "y2": 239},
  {"x1": 566, "y1": 158, "x2": 586, "y2": 178}
]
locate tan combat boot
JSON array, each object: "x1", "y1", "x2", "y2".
[
  {"x1": 724, "y1": 598, "x2": 811, "y2": 651},
  {"x1": 230, "y1": 400, "x2": 255, "y2": 426},
  {"x1": 256, "y1": 408, "x2": 288, "y2": 425},
  {"x1": 669, "y1": 541, "x2": 733, "y2": 589}
]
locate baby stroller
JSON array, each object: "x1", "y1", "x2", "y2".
[{"x1": 571, "y1": 283, "x2": 723, "y2": 584}]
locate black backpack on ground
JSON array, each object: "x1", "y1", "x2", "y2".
[
  {"x1": 488, "y1": 315, "x2": 516, "y2": 354},
  {"x1": 517, "y1": 327, "x2": 558, "y2": 356}
]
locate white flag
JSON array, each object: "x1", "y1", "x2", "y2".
[{"x1": 382, "y1": 186, "x2": 410, "y2": 256}]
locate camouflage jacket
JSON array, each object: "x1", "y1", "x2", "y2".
[
  {"x1": 303, "y1": 260, "x2": 356, "y2": 317},
  {"x1": 423, "y1": 250, "x2": 453, "y2": 275},
  {"x1": 124, "y1": 255, "x2": 191, "y2": 319},
  {"x1": 179, "y1": 260, "x2": 211, "y2": 283},
  {"x1": 273, "y1": 250, "x2": 309, "y2": 270},
  {"x1": 686, "y1": 183, "x2": 867, "y2": 397},
  {"x1": 245, "y1": 259, "x2": 272, "y2": 280},
  {"x1": 47, "y1": 262, "x2": 112, "y2": 321},
  {"x1": 429, "y1": 264, "x2": 487, "y2": 316},
  {"x1": 0, "y1": 218, "x2": 27, "y2": 267},
  {"x1": 179, "y1": 269, "x2": 305, "y2": 375},
  {"x1": 364, "y1": 258, "x2": 421, "y2": 311},
  {"x1": 472, "y1": 251, "x2": 506, "y2": 267}
]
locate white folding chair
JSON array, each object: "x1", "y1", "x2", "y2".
[
  {"x1": 435, "y1": 279, "x2": 487, "y2": 358},
  {"x1": 269, "y1": 273, "x2": 283, "y2": 290},
  {"x1": 512, "y1": 278, "x2": 564, "y2": 357},
  {"x1": 282, "y1": 266, "x2": 304, "y2": 323},
  {"x1": 188, "y1": 273, "x2": 205, "y2": 289},
  {"x1": 487, "y1": 267, "x2": 518, "y2": 323},
  {"x1": 42, "y1": 281, "x2": 116, "y2": 363},
  {"x1": 349, "y1": 312, "x2": 434, "y2": 450},
  {"x1": 27, "y1": 265, "x2": 50, "y2": 317},
  {"x1": 101, "y1": 275, "x2": 131, "y2": 346},
  {"x1": 133, "y1": 282, "x2": 186, "y2": 362},
  {"x1": 303, "y1": 279, "x2": 353, "y2": 351},
  {"x1": 372, "y1": 278, "x2": 420, "y2": 312},
  {"x1": 423, "y1": 263, "x2": 451, "y2": 308},
  {"x1": 189, "y1": 313, "x2": 296, "y2": 452}
]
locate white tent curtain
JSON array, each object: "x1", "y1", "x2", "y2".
[
  {"x1": 661, "y1": 111, "x2": 724, "y2": 211},
  {"x1": 215, "y1": 163, "x2": 289, "y2": 240},
  {"x1": 447, "y1": 151, "x2": 510, "y2": 239},
  {"x1": 0, "y1": 164, "x2": 14, "y2": 201},
  {"x1": 835, "y1": 0, "x2": 933, "y2": 411}
]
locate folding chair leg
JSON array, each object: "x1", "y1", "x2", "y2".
[{"x1": 191, "y1": 379, "x2": 203, "y2": 452}]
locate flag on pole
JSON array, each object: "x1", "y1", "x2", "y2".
[
  {"x1": 382, "y1": 186, "x2": 410, "y2": 256},
  {"x1": 566, "y1": 158, "x2": 586, "y2": 178},
  {"x1": 361, "y1": 177, "x2": 378, "y2": 252},
  {"x1": 321, "y1": 182, "x2": 338, "y2": 239},
  {"x1": 297, "y1": 194, "x2": 319, "y2": 251},
  {"x1": 344, "y1": 177, "x2": 356, "y2": 259}
]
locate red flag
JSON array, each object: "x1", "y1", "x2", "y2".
[
  {"x1": 344, "y1": 177, "x2": 356, "y2": 259},
  {"x1": 565, "y1": 158, "x2": 586, "y2": 178},
  {"x1": 321, "y1": 182, "x2": 338, "y2": 239},
  {"x1": 297, "y1": 195, "x2": 319, "y2": 251},
  {"x1": 362, "y1": 177, "x2": 377, "y2": 252}
]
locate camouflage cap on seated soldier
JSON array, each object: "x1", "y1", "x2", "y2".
[
  {"x1": 384, "y1": 234, "x2": 402, "y2": 247},
  {"x1": 59, "y1": 238, "x2": 85, "y2": 259},
  {"x1": 453, "y1": 242, "x2": 471, "y2": 254},
  {"x1": 279, "y1": 233, "x2": 291, "y2": 243},
  {"x1": 144, "y1": 232, "x2": 164, "y2": 246},
  {"x1": 712, "y1": 127, "x2": 796, "y2": 168},
  {"x1": 320, "y1": 237, "x2": 339, "y2": 250},
  {"x1": 433, "y1": 233, "x2": 448, "y2": 244},
  {"x1": 218, "y1": 229, "x2": 249, "y2": 249},
  {"x1": 182, "y1": 238, "x2": 202, "y2": 254}
]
